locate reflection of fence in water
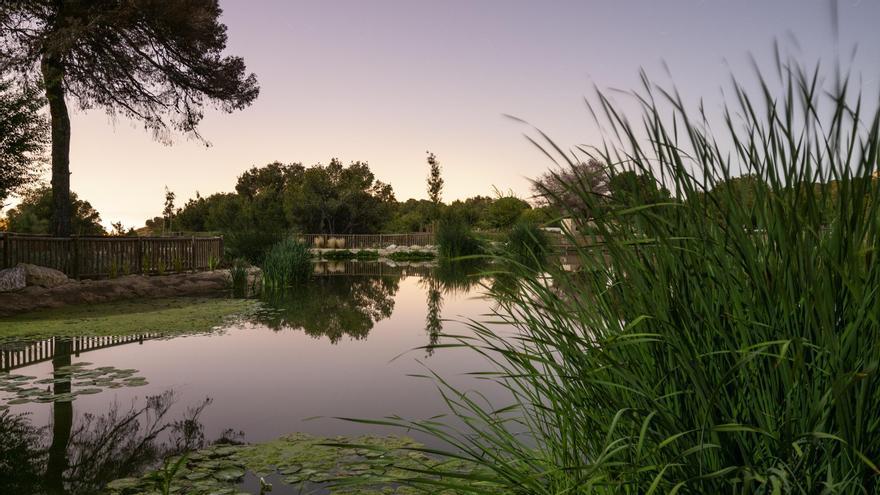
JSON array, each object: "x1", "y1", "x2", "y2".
[
  {"x1": 0, "y1": 334, "x2": 159, "y2": 371},
  {"x1": 312, "y1": 261, "x2": 434, "y2": 278}
]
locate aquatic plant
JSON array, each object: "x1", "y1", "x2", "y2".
[
  {"x1": 322, "y1": 249, "x2": 356, "y2": 260},
  {"x1": 172, "y1": 255, "x2": 184, "y2": 274},
  {"x1": 355, "y1": 249, "x2": 380, "y2": 260},
  {"x1": 375, "y1": 54, "x2": 880, "y2": 493},
  {"x1": 504, "y1": 221, "x2": 550, "y2": 269},
  {"x1": 106, "y1": 433, "x2": 484, "y2": 494},
  {"x1": 0, "y1": 363, "x2": 148, "y2": 407},
  {"x1": 436, "y1": 217, "x2": 482, "y2": 259},
  {"x1": 227, "y1": 257, "x2": 250, "y2": 297},
  {"x1": 388, "y1": 250, "x2": 436, "y2": 262},
  {"x1": 108, "y1": 260, "x2": 119, "y2": 279},
  {"x1": 207, "y1": 254, "x2": 220, "y2": 271},
  {"x1": 261, "y1": 237, "x2": 312, "y2": 290}
]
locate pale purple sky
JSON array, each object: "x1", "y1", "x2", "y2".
[{"x1": 32, "y1": 0, "x2": 880, "y2": 228}]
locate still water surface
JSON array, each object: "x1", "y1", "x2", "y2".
[{"x1": 0, "y1": 262, "x2": 510, "y2": 493}]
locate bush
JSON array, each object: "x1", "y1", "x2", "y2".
[
  {"x1": 261, "y1": 237, "x2": 312, "y2": 290},
  {"x1": 227, "y1": 258, "x2": 250, "y2": 298},
  {"x1": 355, "y1": 250, "x2": 380, "y2": 260},
  {"x1": 380, "y1": 57, "x2": 880, "y2": 493},
  {"x1": 224, "y1": 230, "x2": 282, "y2": 265},
  {"x1": 436, "y1": 218, "x2": 482, "y2": 259},
  {"x1": 504, "y1": 221, "x2": 551, "y2": 269},
  {"x1": 388, "y1": 250, "x2": 435, "y2": 262},
  {"x1": 321, "y1": 249, "x2": 356, "y2": 261}
]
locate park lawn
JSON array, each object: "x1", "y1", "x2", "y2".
[{"x1": 0, "y1": 297, "x2": 258, "y2": 341}]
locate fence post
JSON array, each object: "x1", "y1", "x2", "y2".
[
  {"x1": 190, "y1": 236, "x2": 196, "y2": 272},
  {"x1": 136, "y1": 238, "x2": 143, "y2": 275},
  {"x1": 2, "y1": 233, "x2": 9, "y2": 269},
  {"x1": 218, "y1": 235, "x2": 224, "y2": 264},
  {"x1": 71, "y1": 236, "x2": 80, "y2": 279}
]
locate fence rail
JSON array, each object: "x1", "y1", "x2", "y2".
[
  {"x1": 0, "y1": 232, "x2": 223, "y2": 279},
  {"x1": 299, "y1": 233, "x2": 434, "y2": 250},
  {"x1": 0, "y1": 334, "x2": 159, "y2": 371}
]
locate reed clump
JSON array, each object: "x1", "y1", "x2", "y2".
[
  {"x1": 436, "y1": 217, "x2": 483, "y2": 259},
  {"x1": 378, "y1": 55, "x2": 880, "y2": 494},
  {"x1": 261, "y1": 237, "x2": 312, "y2": 290}
]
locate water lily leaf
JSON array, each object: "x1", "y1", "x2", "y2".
[
  {"x1": 279, "y1": 464, "x2": 302, "y2": 475},
  {"x1": 77, "y1": 388, "x2": 102, "y2": 395},
  {"x1": 212, "y1": 467, "x2": 246, "y2": 481},
  {"x1": 105, "y1": 477, "x2": 141, "y2": 490}
]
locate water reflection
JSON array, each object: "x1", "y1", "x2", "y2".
[
  {"x1": 0, "y1": 390, "x2": 222, "y2": 494},
  {"x1": 257, "y1": 276, "x2": 399, "y2": 343},
  {"x1": 0, "y1": 261, "x2": 499, "y2": 493},
  {"x1": 256, "y1": 261, "x2": 489, "y2": 350},
  {"x1": 0, "y1": 337, "x2": 229, "y2": 495}
]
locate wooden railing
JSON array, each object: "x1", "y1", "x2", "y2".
[
  {"x1": 299, "y1": 233, "x2": 434, "y2": 249},
  {"x1": 0, "y1": 232, "x2": 223, "y2": 279},
  {"x1": 0, "y1": 334, "x2": 159, "y2": 371}
]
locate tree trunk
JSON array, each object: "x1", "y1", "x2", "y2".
[
  {"x1": 46, "y1": 339, "x2": 73, "y2": 494},
  {"x1": 41, "y1": 54, "x2": 72, "y2": 237}
]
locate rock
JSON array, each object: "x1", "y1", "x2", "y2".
[
  {"x1": 0, "y1": 266, "x2": 26, "y2": 292},
  {"x1": 17, "y1": 263, "x2": 70, "y2": 288},
  {"x1": 386, "y1": 244, "x2": 397, "y2": 250}
]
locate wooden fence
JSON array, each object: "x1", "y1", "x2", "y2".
[
  {"x1": 299, "y1": 233, "x2": 434, "y2": 249},
  {"x1": 0, "y1": 232, "x2": 223, "y2": 279},
  {"x1": 1, "y1": 334, "x2": 159, "y2": 371}
]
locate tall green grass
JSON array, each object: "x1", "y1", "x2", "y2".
[
  {"x1": 227, "y1": 258, "x2": 250, "y2": 298},
  {"x1": 437, "y1": 217, "x2": 483, "y2": 259},
  {"x1": 504, "y1": 221, "x2": 551, "y2": 269},
  {"x1": 369, "y1": 55, "x2": 880, "y2": 493},
  {"x1": 261, "y1": 237, "x2": 312, "y2": 290}
]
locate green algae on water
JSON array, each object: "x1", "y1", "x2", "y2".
[{"x1": 0, "y1": 297, "x2": 258, "y2": 341}]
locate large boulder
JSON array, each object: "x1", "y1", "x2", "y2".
[
  {"x1": 0, "y1": 266, "x2": 26, "y2": 292},
  {"x1": 17, "y1": 263, "x2": 70, "y2": 288}
]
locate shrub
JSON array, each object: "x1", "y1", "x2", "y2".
[
  {"x1": 379, "y1": 56, "x2": 880, "y2": 493},
  {"x1": 436, "y1": 218, "x2": 482, "y2": 259},
  {"x1": 227, "y1": 258, "x2": 249, "y2": 298},
  {"x1": 355, "y1": 250, "x2": 380, "y2": 260},
  {"x1": 261, "y1": 237, "x2": 312, "y2": 290},
  {"x1": 504, "y1": 221, "x2": 551, "y2": 269},
  {"x1": 224, "y1": 230, "x2": 282, "y2": 265},
  {"x1": 388, "y1": 250, "x2": 435, "y2": 262},
  {"x1": 321, "y1": 249, "x2": 356, "y2": 261}
]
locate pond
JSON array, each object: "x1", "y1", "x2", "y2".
[{"x1": 0, "y1": 261, "x2": 511, "y2": 494}]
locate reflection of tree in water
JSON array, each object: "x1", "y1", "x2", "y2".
[
  {"x1": 0, "y1": 391, "x2": 221, "y2": 495},
  {"x1": 257, "y1": 276, "x2": 399, "y2": 343},
  {"x1": 424, "y1": 277, "x2": 443, "y2": 356},
  {"x1": 422, "y1": 260, "x2": 488, "y2": 356},
  {"x1": 0, "y1": 410, "x2": 44, "y2": 493},
  {"x1": 1, "y1": 338, "x2": 232, "y2": 495}
]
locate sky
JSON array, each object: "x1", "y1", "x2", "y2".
[{"x1": 21, "y1": 0, "x2": 880, "y2": 229}]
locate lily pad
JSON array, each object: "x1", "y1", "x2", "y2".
[{"x1": 212, "y1": 467, "x2": 246, "y2": 481}]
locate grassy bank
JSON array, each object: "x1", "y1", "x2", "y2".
[{"x1": 0, "y1": 297, "x2": 257, "y2": 341}]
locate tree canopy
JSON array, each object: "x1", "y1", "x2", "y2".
[
  {"x1": 285, "y1": 159, "x2": 395, "y2": 234},
  {"x1": 5, "y1": 186, "x2": 104, "y2": 235},
  {"x1": 0, "y1": 79, "x2": 47, "y2": 206},
  {"x1": 0, "y1": 0, "x2": 259, "y2": 235}
]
